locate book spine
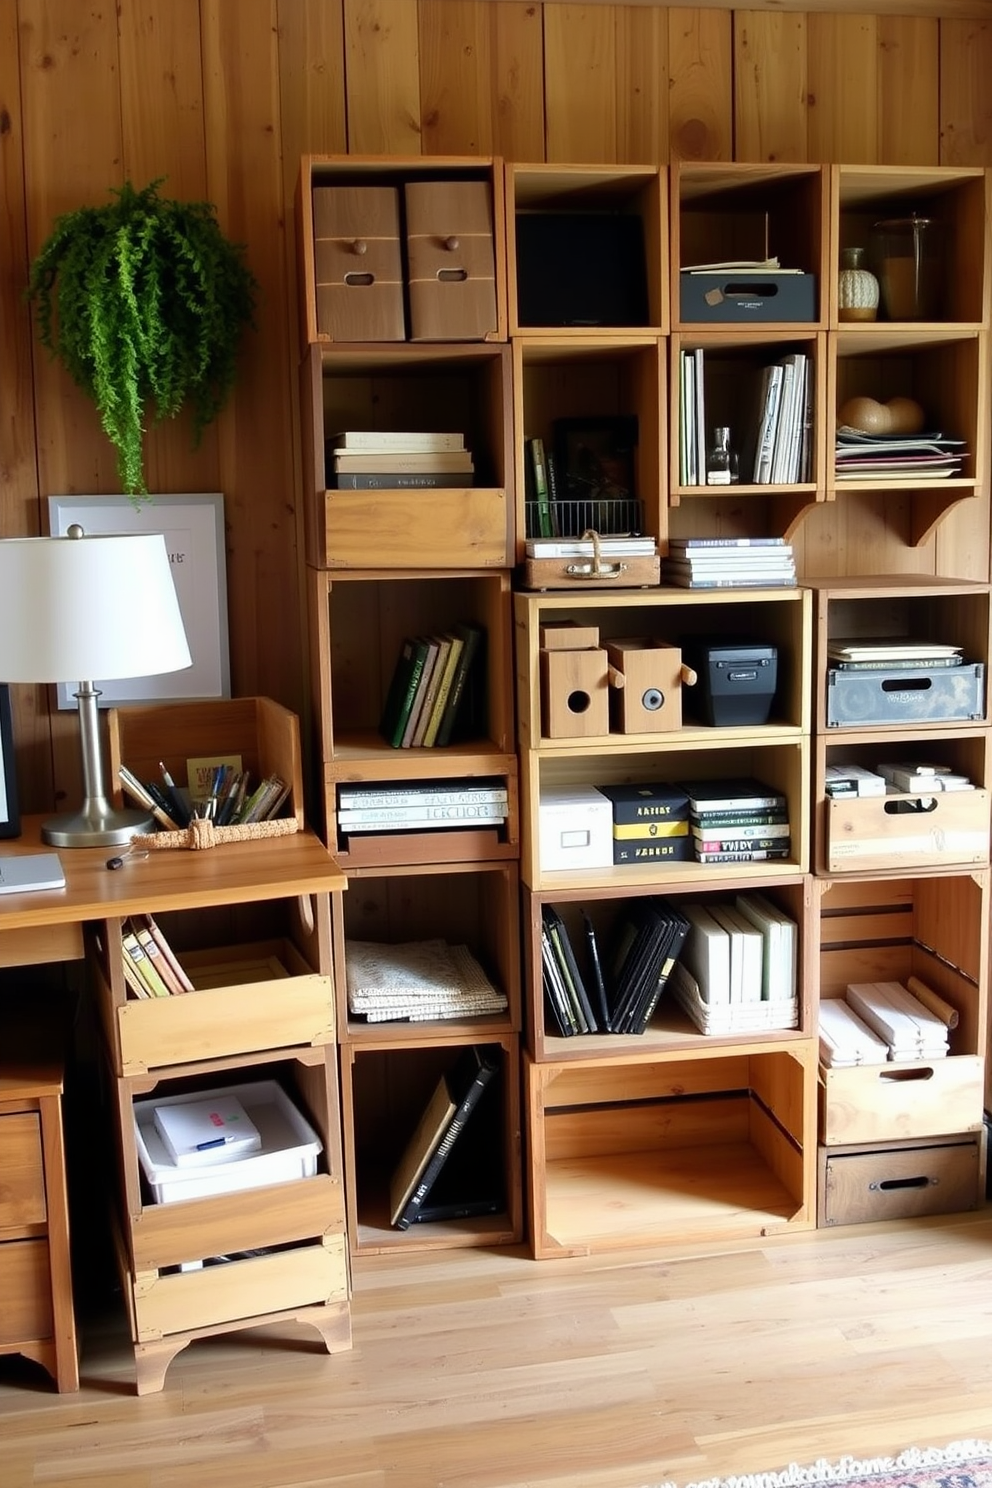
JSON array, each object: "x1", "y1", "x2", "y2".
[
  {"x1": 330, "y1": 431, "x2": 465, "y2": 451},
  {"x1": 664, "y1": 575, "x2": 796, "y2": 589},
  {"x1": 400, "y1": 639, "x2": 440, "y2": 749},
  {"x1": 694, "y1": 835, "x2": 790, "y2": 852},
  {"x1": 433, "y1": 624, "x2": 483, "y2": 749},
  {"x1": 338, "y1": 802, "x2": 507, "y2": 824},
  {"x1": 667, "y1": 538, "x2": 786, "y2": 550},
  {"x1": 690, "y1": 810, "x2": 788, "y2": 828},
  {"x1": 422, "y1": 635, "x2": 465, "y2": 749},
  {"x1": 695, "y1": 847, "x2": 791, "y2": 862},
  {"x1": 135, "y1": 926, "x2": 185, "y2": 996},
  {"x1": 691, "y1": 795, "x2": 786, "y2": 814},
  {"x1": 692, "y1": 822, "x2": 790, "y2": 841},
  {"x1": 332, "y1": 471, "x2": 474, "y2": 489},
  {"x1": 122, "y1": 930, "x2": 169, "y2": 998},
  {"x1": 383, "y1": 642, "x2": 429, "y2": 748},
  {"x1": 338, "y1": 788, "x2": 508, "y2": 810},
  {"x1": 142, "y1": 913, "x2": 195, "y2": 993},
  {"x1": 527, "y1": 438, "x2": 553, "y2": 538}
]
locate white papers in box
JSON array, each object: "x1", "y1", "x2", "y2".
[
  {"x1": 153, "y1": 1093, "x2": 262, "y2": 1167},
  {"x1": 134, "y1": 1079, "x2": 322, "y2": 1204}
]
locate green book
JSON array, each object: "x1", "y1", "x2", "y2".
[{"x1": 379, "y1": 638, "x2": 429, "y2": 748}]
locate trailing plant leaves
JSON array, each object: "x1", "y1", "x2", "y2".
[{"x1": 27, "y1": 179, "x2": 258, "y2": 496}]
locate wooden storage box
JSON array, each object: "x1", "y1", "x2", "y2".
[
  {"x1": 818, "y1": 1053, "x2": 985, "y2": 1146},
  {"x1": 312, "y1": 185, "x2": 405, "y2": 342},
  {"x1": 521, "y1": 554, "x2": 661, "y2": 591},
  {"x1": 108, "y1": 697, "x2": 304, "y2": 830},
  {"x1": 817, "y1": 1132, "x2": 984, "y2": 1226},
  {"x1": 405, "y1": 181, "x2": 498, "y2": 341},
  {"x1": 826, "y1": 789, "x2": 990, "y2": 873},
  {"x1": 93, "y1": 931, "x2": 334, "y2": 1077}
]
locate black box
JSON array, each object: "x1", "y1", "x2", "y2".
[
  {"x1": 683, "y1": 641, "x2": 778, "y2": 727},
  {"x1": 679, "y1": 270, "x2": 816, "y2": 323},
  {"x1": 516, "y1": 214, "x2": 649, "y2": 328},
  {"x1": 826, "y1": 663, "x2": 986, "y2": 727}
]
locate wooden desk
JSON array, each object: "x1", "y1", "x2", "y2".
[{"x1": 0, "y1": 819, "x2": 349, "y2": 1393}]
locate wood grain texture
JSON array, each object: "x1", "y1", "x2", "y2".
[
  {"x1": 668, "y1": 6, "x2": 734, "y2": 161},
  {"x1": 734, "y1": 11, "x2": 809, "y2": 163},
  {"x1": 878, "y1": 15, "x2": 939, "y2": 164},
  {"x1": 808, "y1": 12, "x2": 880, "y2": 164},
  {"x1": 6, "y1": 1218, "x2": 992, "y2": 1480},
  {"x1": 617, "y1": 4, "x2": 670, "y2": 163},
  {"x1": 344, "y1": 0, "x2": 423, "y2": 154},
  {"x1": 420, "y1": 0, "x2": 495, "y2": 155},
  {"x1": 940, "y1": 18, "x2": 992, "y2": 164},
  {"x1": 490, "y1": 1, "x2": 546, "y2": 162},
  {"x1": 544, "y1": 4, "x2": 618, "y2": 162}
]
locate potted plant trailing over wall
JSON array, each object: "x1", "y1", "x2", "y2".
[{"x1": 27, "y1": 178, "x2": 258, "y2": 498}]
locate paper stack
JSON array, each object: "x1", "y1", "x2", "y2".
[
  {"x1": 845, "y1": 980, "x2": 950, "y2": 1062},
  {"x1": 819, "y1": 998, "x2": 889, "y2": 1067},
  {"x1": 345, "y1": 938, "x2": 507, "y2": 1023},
  {"x1": 153, "y1": 1093, "x2": 262, "y2": 1167}
]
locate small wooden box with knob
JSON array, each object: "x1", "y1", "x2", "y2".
[
  {"x1": 312, "y1": 185, "x2": 406, "y2": 341},
  {"x1": 404, "y1": 181, "x2": 499, "y2": 341}
]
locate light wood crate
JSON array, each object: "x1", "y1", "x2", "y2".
[
  {"x1": 108, "y1": 697, "x2": 304, "y2": 829},
  {"x1": 818, "y1": 1055, "x2": 985, "y2": 1147},
  {"x1": 826, "y1": 789, "x2": 990, "y2": 873}
]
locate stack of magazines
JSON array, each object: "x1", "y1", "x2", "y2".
[
  {"x1": 835, "y1": 426, "x2": 966, "y2": 480},
  {"x1": 345, "y1": 938, "x2": 507, "y2": 1024},
  {"x1": 662, "y1": 537, "x2": 796, "y2": 589}
]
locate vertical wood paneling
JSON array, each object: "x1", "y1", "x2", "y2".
[
  {"x1": 807, "y1": 14, "x2": 879, "y2": 164},
  {"x1": 940, "y1": 19, "x2": 992, "y2": 164},
  {"x1": 277, "y1": 0, "x2": 348, "y2": 174},
  {"x1": 491, "y1": 1, "x2": 545, "y2": 162},
  {"x1": 878, "y1": 16, "x2": 939, "y2": 165},
  {"x1": 0, "y1": 0, "x2": 49, "y2": 810},
  {"x1": 734, "y1": 12, "x2": 808, "y2": 164},
  {"x1": 344, "y1": 0, "x2": 422, "y2": 155},
  {"x1": 616, "y1": 5, "x2": 669, "y2": 165},
  {"x1": 119, "y1": 0, "x2": 219, "y2": 498},
  {"x1": 668, "y1": 8, "x2": 733, "y2": 162},
  {"x1": 201, "y1": 0, "x2": 301, "y2": 710},
  {"x1": 544, "y1": 5, "x2": 617, "y2": 163},
  {"x1": 419, "y1": 0, "x2": 494, "y2": 155}
]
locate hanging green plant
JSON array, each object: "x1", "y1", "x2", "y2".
[{"x1": 27, "y1": 178, "x2": 258, "y2": 498}]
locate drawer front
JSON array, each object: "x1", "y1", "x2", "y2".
[
  {"x1": 0, "y1": 1237, "x2": 52, "y2": 1342},
  {"x1": 818, "y1": 1135, "x2": 982, "y2": 1226},
  {"x1": 826, "y1": 790, "x2": 990, "y2": 873},
  {"x1": 131, "y1": 1235, "x2": 348, "y2": 1341},
  {"x1": 0, "y1": 1112, "x2": 46, "y2": 1229},
  {"x1": 316, "y1": 488, "x2": 509, "y2": 570},
  {"x1": 819, "y1": 1055, "x2": 985, "y2": 1146},
  {"x1": 313, "y1": 185, "x2": 405, "y2": 341},
  {"x1": 405, "y1": 181, "x2": 497, "y2": 341}
]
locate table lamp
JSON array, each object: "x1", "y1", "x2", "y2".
[{"x1": 0, "y1": 524, "x2": 192, "y2": 848}]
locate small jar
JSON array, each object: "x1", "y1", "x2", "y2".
[
  {"x1": 838, "y1": 246, "x2": 879, "y2": 322},
  {"x1": 706, "y1": 426, "x2": 739, "y2": 486}
]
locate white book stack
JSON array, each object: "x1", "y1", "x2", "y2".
[
  {"x1": 734, "y1": 891, "x2": 798, "y2": 1003},
  {"x1": 845, "y1": 980, "x2": 950, "y2": 1062},
  {"x1": 819, "y1": 999, "x2": 890, "y2": 1068},
  {"x1": 662, "y1": 537, "x2": 796, "y2": 590},
  {"x1": 825, "y1": 764, "x2": 888, "y2": 797}
]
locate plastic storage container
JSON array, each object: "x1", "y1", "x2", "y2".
[{"x1": 134, "y1": 1079, "x2": 323, "y2": 1204}]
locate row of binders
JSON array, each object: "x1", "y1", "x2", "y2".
[
  {"x1": 379, "y1": 622, "x2": 483, "y2": 750},
  {"x1": 819, "y1": 980, "x2": 952, "y2": 1067}
]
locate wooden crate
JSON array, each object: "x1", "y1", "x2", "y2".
[
  {"x1": 108, "y1": 697, "x2": 304, "y2": 829},
  {"x1": 817, "y1": 1132, "x2": 984, "y2": 1226},
  {"x1": 826, "y1": 789, "x2": 990, "y2": 873},
  {"x1": 818, "y1": 1055, "x2": 985, "y2": 1146},
  {"x1": 93, "y1": 934, "x2": 335, "y2": 1077}
]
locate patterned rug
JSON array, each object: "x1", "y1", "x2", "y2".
[{"x1": 658, "y1": 1440, "x2": 992, "y2": 1488}]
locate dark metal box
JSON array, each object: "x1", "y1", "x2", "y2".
[{"x1": 679, "y1": 271, "x2": 817, "y2": 323}]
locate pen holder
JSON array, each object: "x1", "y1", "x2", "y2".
[{"x1": 135, "y1": 817, "x2": 299, "y2": 852}]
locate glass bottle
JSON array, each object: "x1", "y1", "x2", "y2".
[{"x1": 706, "y1": 427, "x2": 738, "y2": 485}]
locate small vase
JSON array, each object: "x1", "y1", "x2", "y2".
[{"x1": 838, "y1": 246, "x2": 879, "y2": 322}]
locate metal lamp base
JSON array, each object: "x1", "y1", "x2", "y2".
[{"x1": 41, "y1": 804, "x2": 155, "y2": 850}]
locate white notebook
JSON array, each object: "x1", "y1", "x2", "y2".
[
  {"x1": 153, "y1": 1094, "x2": 262, "y2": 1167},
  {"x1": 0, "y1": 852, "x2": 66, "y2": 895}
]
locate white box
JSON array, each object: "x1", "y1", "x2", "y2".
[
  {"x1": 539, "y1": 785, "x2": 613, "y2": 871},
  {"x1": 134, "y1": 1078, "x2": 323, "y2": 1205}
]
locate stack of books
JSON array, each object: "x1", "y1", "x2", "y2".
[
  {"x1": 677, "y1": 777, "x2": 791, "y2": 864},
  {"x1": 835, "y1": 427, "x2": 966, "y2": 481},
  {"x1": 827, "y1": 637, "x2": 964, "y2": 669},
  {"x1": 327, "y1": 430, "x2": 474, "y2": 489},
  {"x1": 120, "y1": 913, "x2": 195, "y2": 999},
  {"x1": 344, "y1": 938, "x2": 507, "y2": 1023},
  {"x1": 819, "y1": 998, "x2": 890, "y2": 1067},
  {"x1": 379, "y1": 623, "x2": 484, "y2": 749},
  {"x1": 662, "y1": 537, "x2": 796, "y2": 589},
  {"x1": 336, "y1": 778, "x2": 508, "y2": 837}
]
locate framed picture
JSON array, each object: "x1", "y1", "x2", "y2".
[
  {"x1": 47, "y1": 494, "x2": 231, "y2": 709},
  {"x1": 0, "y1": 685, "x2": 20, "y2": 838},
  {"x1": 552, "y1": 415, "x2": 640, "y2": 536}
]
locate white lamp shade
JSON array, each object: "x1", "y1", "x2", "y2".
[{"x1": 0, "y1": 532, "x2": 192, "y2": 683}]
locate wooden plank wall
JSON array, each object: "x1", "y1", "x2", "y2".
[{"x1": 2, "y1": 0, "x2": 991, "y2": 814}]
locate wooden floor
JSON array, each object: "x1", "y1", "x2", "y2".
[{"x1": 5, "y1": 1214, "x2": 992, "y2": 1488}]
